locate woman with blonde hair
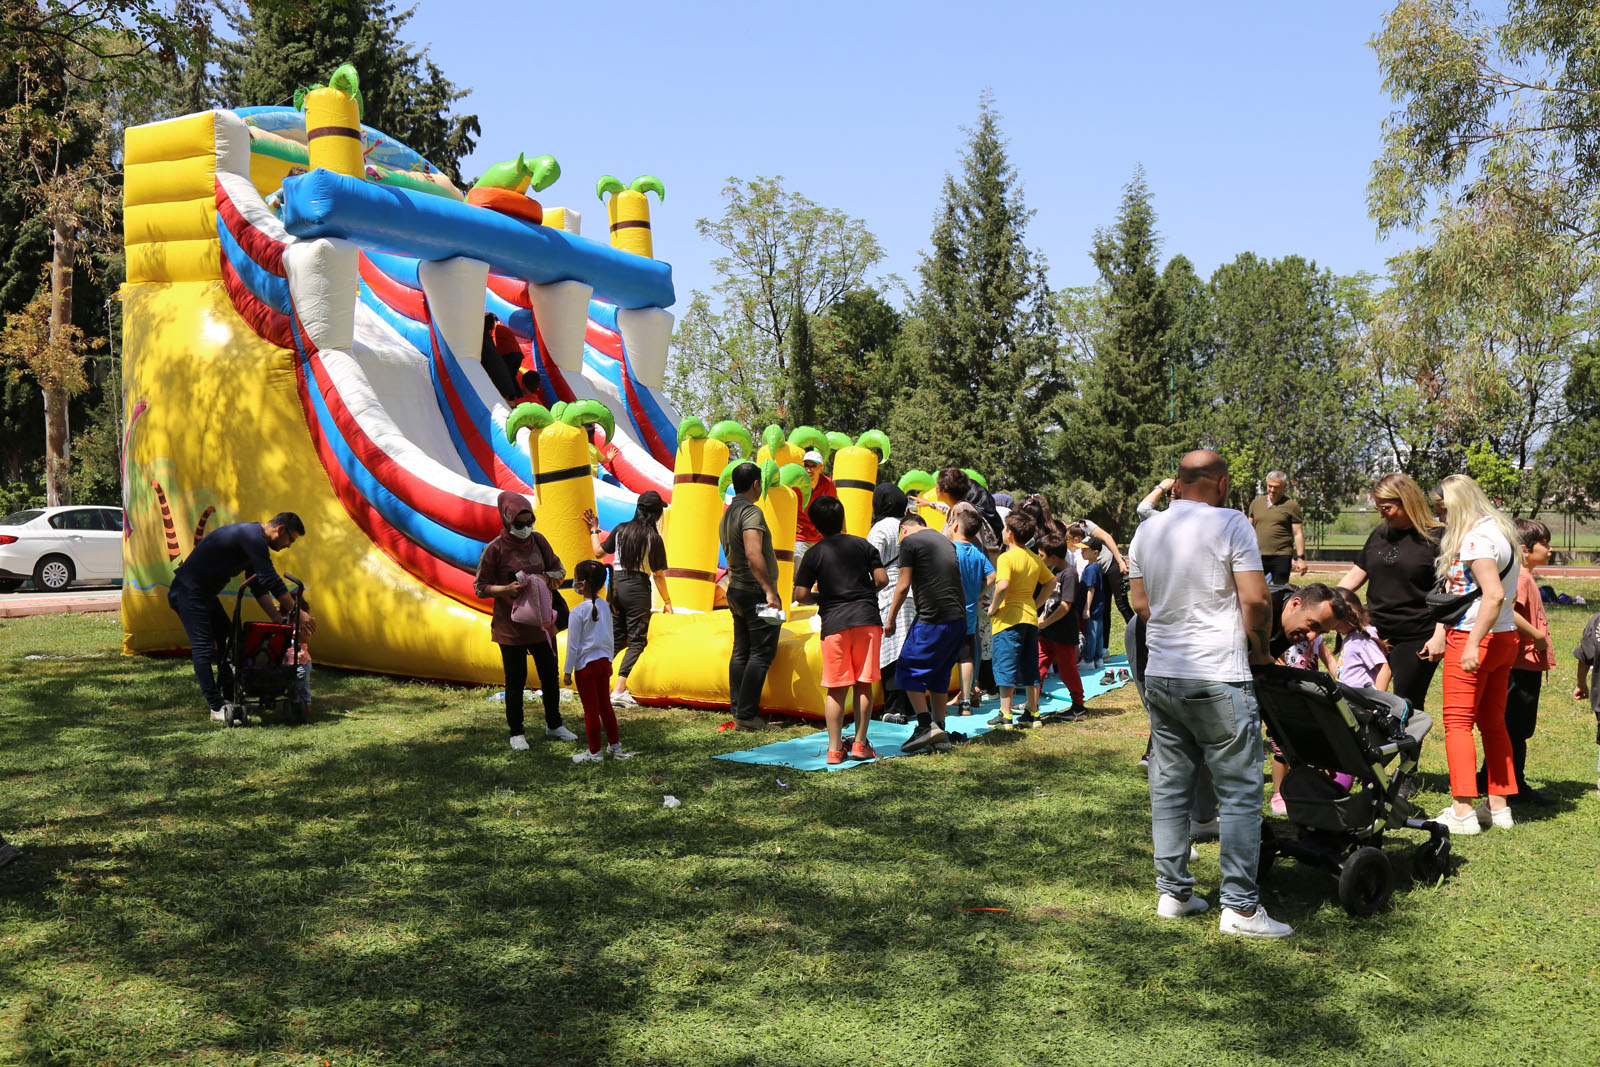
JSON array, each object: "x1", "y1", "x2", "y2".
[
  {"x1": 1430, "y1": 474, "x2": 1521, "y2": 835},
  {"x1": 1338, "y1": 473, "x2": 1445, "y2": 710}
]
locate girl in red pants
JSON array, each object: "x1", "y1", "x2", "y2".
[{"x1": 563, "y1": 560, "x2": 635, "y2": 764}]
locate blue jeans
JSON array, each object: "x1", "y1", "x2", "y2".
[
  {"x1": 1081, "y1": 617, "x2": 1103, "y2": 667},
  {"x1": 1144, "y1": 675, "x2": 1264, "y2": 912}
]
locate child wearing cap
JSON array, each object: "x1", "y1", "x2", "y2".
[{"x1": 792, "y1": 450, "x2": 838, "y2": 570}]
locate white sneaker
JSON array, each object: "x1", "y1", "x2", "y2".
[
  {"x1": 211, "y1": 706, "x2": 228, "y2": 722},
  {"x1": 572, "y1": 749, "x2": 603, "y2": 764},
  {"x1": 508, "y1": 734, "x2": 529, "y2": 751},
  {"x1": 1189, "y1": 844, "x2": 1200, "y2": 863},
  {"x1": 545, "y1": 725, "x2": 578, "y2": 742},
  {"x1": 610, "y1": 690, "x2": 638, "y2": 707},
  {"x1": 607, "y1": 743, "x2": 636, "y2": 760},
  {"x1": 1472, "y1": 802, "x2": 1513, "y2": 830},
  {"x1": 1219, "y1": 904, "x2": 1294, "y2": 939},
  {"x1": 1157, "y1": 893, "x2": 1210, "y2": 918},
  {"x1": 1434, "y1": 805, "x2": 1481, "y2": 835},
  {"x1": 1190, "y1": 817, "x2": 1219, "y2": 840}
]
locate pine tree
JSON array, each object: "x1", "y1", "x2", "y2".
[
  {"x1": 890, "y1": 95, "x2": 1061, "y2": 492},
  {"x1": 785, "y1": 297, "x2": 817, "y2": 427},
  {"x1": 1075, "y1": 168, "x2": 1206, "y2": 528},
  {"x1": 216, "y1": 0, "x2": 479, "y2": 183}
]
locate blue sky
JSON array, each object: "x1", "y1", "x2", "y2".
[{"x1": 403, "y1": 0, "x2": 1409, "y2": 313}]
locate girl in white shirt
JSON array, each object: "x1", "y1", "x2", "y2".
[
  {"x1": 564, "y1": 560, "x2": 635, "y2": 764},
  {"x1": 1431, "y1": 475, "x2": 1520, "y2": 834}
]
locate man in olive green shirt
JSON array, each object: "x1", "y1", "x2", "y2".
[
  {"x1": 1247, "y1": 469, "x2": 1307, "y2": 585},
  {"x1": 719, "y1": 462, "x2": 782, "y2": 729}
]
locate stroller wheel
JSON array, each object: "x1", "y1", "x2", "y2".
[
  {"x1": 1337, "y1": 847, "x2": 1393, "y2": 917},
  {"x1": 1412, "y1": 836, "x2": 1451, "y2": 886}
]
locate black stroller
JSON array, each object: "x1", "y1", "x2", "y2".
[
  {"x1": 218, "y1": 573, "x2": 308, "y2": 727},
  {"x1": 1252, "y1": 665, "x2": 1451, "y2": 916}
]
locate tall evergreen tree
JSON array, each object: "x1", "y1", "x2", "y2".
[
  {"x1": 810, "y1": 287, "x2": 902, "y2": 438},
  {"x1": 1073, "y1": 169, "x2": 1205, "y2": 529},
  {"x1": 890, "y1": 95, "x2": 1061, "y2": 491},
  {"x1": 785, "y1": 297, "x2": 817, "y2": 428},
  {"x1": 216, "y1": 0, "x2": 479, "y2": 183}
]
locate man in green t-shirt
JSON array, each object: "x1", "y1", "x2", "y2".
[
  {"x1": 719, "y1": 462, "x2": 782, "y2": 730},
  {"x1": 1246, "y1": 470, "x2": 1307, "y2": 585}
]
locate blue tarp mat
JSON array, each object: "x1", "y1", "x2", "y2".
[{"x1": 715, "y1": 655, "x2": 1131, "y2": 772}]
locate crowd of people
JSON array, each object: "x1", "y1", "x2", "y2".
[{"x1": 78, "y1": 452, "x2": 1595, "y2": 941}]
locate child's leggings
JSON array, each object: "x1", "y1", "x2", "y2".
[
  {"x1": 574, "y1": 658, "x2": 620, "y2": 753},
  {"x1": 1441, "y1": 630, "x2": 1517, "y2": 798}
]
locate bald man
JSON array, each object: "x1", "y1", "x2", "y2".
[{"x1": 1129, "y1": 450, "x2": 1291, "y2": 939}]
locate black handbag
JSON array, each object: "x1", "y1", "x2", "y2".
[{"x1": 1425, "y1": 556, "x2": 1514, "y2": 626}]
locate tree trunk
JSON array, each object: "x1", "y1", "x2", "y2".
[{"x1": 44, "y1": 218, "x2": 74, "y2": 507}]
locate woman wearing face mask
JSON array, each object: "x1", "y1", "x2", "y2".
[{"x1": 474, "y1": 490, "x2": 576, "y2": 749}]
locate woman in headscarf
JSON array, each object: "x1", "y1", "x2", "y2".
[
  {"x1": 869, "y1": 483, "x2": 917, "y2": 721},
  {"x1": 583, "y1": 490, "x2": 671, "y2": 706},
  {"x1": 474, "y1": 490, "x2": 576, "y2": 749}
]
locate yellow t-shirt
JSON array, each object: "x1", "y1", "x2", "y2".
[{"x1": 992, "y1": 546, "x2": 1053, "y2": 634}]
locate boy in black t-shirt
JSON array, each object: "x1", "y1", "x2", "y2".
[
  {"x1": 1036, "y1": 533, "x2": 1087, "y2": 720},
  {"x1": 794, "y1": 497, "x2": 890, "y2": 764},
  {"x1": 884, "y1": 512, "x2": 969, "y2": 753}
]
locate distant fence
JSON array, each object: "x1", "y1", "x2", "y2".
[{"x1": 1308, "y1": 508, "x2": 1599, "y2": 565}]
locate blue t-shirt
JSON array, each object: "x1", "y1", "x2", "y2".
[
  {"x1": 171, "y1": 522, "x2": 288, "y2": 600},
  {"x1": 953, "y1": 541, "x2": 995, "y2": 635},
  {"x1": 1082, "y1": 560, "x2": 1109, "y2": 623}
]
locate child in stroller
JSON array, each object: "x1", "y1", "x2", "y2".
[
  {"x1": 217, "y1": 573, "x2": 314, "y2": 727},
  {"x1": 1252, "y1": 664, "x2": 1451, "y2": 916}
]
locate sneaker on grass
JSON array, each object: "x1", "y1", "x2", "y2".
[
  {"x1": 1012, "y1": 711, "x2": 1040, "y2": 728},
  {"x1": 1219, "y1": 905, "x2": 1293, "y2": 939},
  {"x1": 572, "y1": 749, "x2": 603, "y2": 765},
  {"x1": 1100, "y1": 670, "x2": 1116, "y2": 685},
  {"x1": 606, "y1": 743, "x2": 636, "y2": 760},
  {"x1": 986, "y1": 711, "x2": 1013, "y2": 728},
  {"x1": 1157, "y1": 893, "x2": 1209, "y2": 918},
  {"x1": 847, "y1": 740, "x2": 878, "y2": 761},
  {"x1": 509, "y1": 734, "x2": 530, "y2": 751},
  {"x1": 545, "y1": 724, "x2": 579, "y2": 742},
  {"x1": 610, "y1": 690, "x2": 638, "y2": 707},
  {"x1": 827, "y1": 747, "x2": 846, "y2": 765},
  {"x1": 901, "y1": 723, "x2": 947, "y2": 754}
]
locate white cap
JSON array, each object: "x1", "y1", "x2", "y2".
[{"x1": 803, "y1": 450, "x2": 824, "y2": 464}]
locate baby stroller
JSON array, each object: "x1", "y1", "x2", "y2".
[
  {"x1": 1252, "y1": 665, "x2": 1451, "y2": 916},
  {"x1": 218, "y1": 573, "x2": 308, "y2": 727}
]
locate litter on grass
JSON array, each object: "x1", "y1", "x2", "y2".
[{"x1": 662, "y1": 795, "x2": 681, "y2": 809}]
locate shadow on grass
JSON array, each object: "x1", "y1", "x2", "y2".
[{"x1": 0, "y1": 633, "x2": 1472, "y2": 1066}]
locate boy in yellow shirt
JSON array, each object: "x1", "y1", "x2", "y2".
[{"x1": 987, "y1": 512, "x2": 1057, "y2": 728}]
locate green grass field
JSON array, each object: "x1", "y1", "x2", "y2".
[{"x1": 4, "y1": 590, "x2": 1600, "y2": 1065}]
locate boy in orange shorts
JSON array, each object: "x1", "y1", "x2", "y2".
[{"x1": 794, "y1": 495, "x2": 890, "y2": 764}]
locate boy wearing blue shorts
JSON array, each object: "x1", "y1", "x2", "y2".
[
  {"x1": 884, "y1": 511, "x2": 969, "y2": 753},
  {"x1": 988, "y1": 512, "x2": 1057, "y2": 728}
]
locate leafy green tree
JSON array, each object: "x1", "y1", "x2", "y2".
[
  {"x1": 1070, "y1": 169, "x2": 1206, "y2": 529},
  {"x1": 666, "y1": 176, "x2": 884, "y2": 426},
  {"x1": 1538, "y1": 342, "x2": 1600, "y2": 517},
  {"x1": 216, "y1": 0, "x2": 479, "y2": 183},
  {"x1": 1370, "y1": 0, "x2": 1600, "y2": 246},
  {"x1": 888, "y1": 95, "x2": 1062, "y2": 492},
  {"x1": 1364, "y1": 192, "x2": 1592, "y2": 511},
  {"x1": 808, "y1": 287, "x2": 903, "y2": 439},
  {"x1": 1198, "y1": 253, "x2": 1370, "y2": 529}
]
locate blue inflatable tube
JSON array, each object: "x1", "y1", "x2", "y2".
[{"x1": 281, "y1": 170, "x2": 675, "y2": 310}]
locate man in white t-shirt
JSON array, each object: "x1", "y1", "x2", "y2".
[{"x1": 1129, "y1": 450, "x2": 1292, "y2": 939}]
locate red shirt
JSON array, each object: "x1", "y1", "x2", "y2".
[
  {"x1": 1513, "y1": 567, "x2": 1552, "y2": 671},
  {"x1": 793, "y1": 475, "x2": 838, "y2": 544}
]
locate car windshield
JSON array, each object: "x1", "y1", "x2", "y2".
[{"x1": 1, "y1": 509, "x2": 44, "y2": 525}]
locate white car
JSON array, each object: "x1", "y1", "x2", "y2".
[{"x1": 0, "y1": 505, "x2": 125, "y2": 593}]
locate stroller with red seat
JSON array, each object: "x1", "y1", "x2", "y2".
[{"x1": 217, "y1": 573, "x2": 308, "y2": 727}]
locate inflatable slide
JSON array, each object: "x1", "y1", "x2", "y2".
[{"x1": 119, "y1": 77, "x2": 895, "y2": 714}]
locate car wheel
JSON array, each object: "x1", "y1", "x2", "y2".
[
  {"x1": 33, "y1": 554, "x2": 74, "y2": 592},
  {"x1": 0, "y1": 578, "x2": 21, "y2": 594}
]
